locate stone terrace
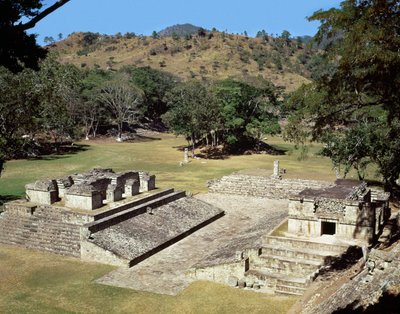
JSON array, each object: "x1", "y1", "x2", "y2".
[
  {"x1": 208, "y1": 174, "x2": 334, "y2": 199},
  {"x1": 86, "y1": 197, "x2": 224, "y2": 267},
  {"x1": 96, "y1": 194, "x2": 288, "y2": 295}
]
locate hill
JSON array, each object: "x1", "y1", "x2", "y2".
[
  {"x1": 52, "y1": 29, "x2": 318, "y2": 92},
  {"x1": 158, "y1": 23, "x2": 205, "y2": 37}
]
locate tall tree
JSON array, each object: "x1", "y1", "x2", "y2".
[
  {"x1": 0, "y1": 66, "x2": 39, "y2": 167},
  {"x1": 162, "y1": 81, "x2": 218, "y2": 154},
  {"x1": 36, "y1": 55, "x2": 82, "y2": 145},
  {"x1": 97, "y1": 75, "x2": 144, "y2": 141},
  {"x1": 285, "y1": 0, "x2": 400, "y2": 189},
  {"x1": 0, "y1": 0, "x2": 70, "y2": 72}
]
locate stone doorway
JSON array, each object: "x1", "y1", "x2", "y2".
[{"x1": 321, "y1": 221, "x2": 336, "y2": 235}]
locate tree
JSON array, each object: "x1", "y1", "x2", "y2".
[
  {"x1": 80, "y1": 68, "x2": 112, "y2": 139},
  {"x1": 97, "y1": 75, "x2": 144, "y2": 141},
  {"x1": 0, "y1": 67, "x2": 40, "y2": 167},
  {"x1": 36, "y1": 55, "x2": 82, "y2": 145},
  {"x1": 120, "y1": 65, "x2": 179, "y2": 121},
  {"x1": 213, "y1": 79, "x2": 281, "y2": 147},
  {"x1": 44, "y1": 35, "x2": 55, "y2": 45},
  {"x1": 163, "y1": 81, "x2": 219, "y2": 154},
  {"x1": 151, "y1": 31, "x2": 159, "y2": 39},
  {"x1": 0, "y1": 0, "x2": 70, "y2": 72},
  {"x1": 285, "y1": 0, "x2": 400, "y2": 189}
]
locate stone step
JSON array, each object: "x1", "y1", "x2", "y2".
[
  {"x1": 252, "y1": 264, "x2": 317, "y2": 277},
  {"x1": 264, "y1": 236, "x2": 348, "y2": 254},
  {"x1": 92, "y1": 188, "x2": 176, "y2": 221},
  {"x1": 275, "y1": 284, "x2": 306, "y2": 296},
  {"x1": 253, "y1": 254, "x2": 322, "y2": 276},
  {"x1": 262, "y1": 244, "x2": 338, "y2": 262},
  {"x1": 245, "y1": 269, "x2": 311, "y2": 288},
  {"x1": 85, "y1": 190, "x2": 186, "y2": 234}
]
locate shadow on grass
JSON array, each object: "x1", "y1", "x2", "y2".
[
  {"x1": 0, "y1": 195, "x2": 20, "y2": 207},
  {"x1": 28, "y1": 143, "x2": 90, "y2": 161},
  {"x1": 173, "y1": 141, "x2": 288, "y2": 160},
  {"x1": 124, "y1": 134, "x2": 161, "y2": 143}
]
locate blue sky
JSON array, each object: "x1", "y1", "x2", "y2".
[{"x1": 30, "y1": 0, "x2": 342, "y2": 44}]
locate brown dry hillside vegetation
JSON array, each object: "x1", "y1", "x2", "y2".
[{"x1": 52, "y1": 31, "x2": 313, "y2": 92}]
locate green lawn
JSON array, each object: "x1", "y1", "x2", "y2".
[
  {"x1": 0, "y1": 245, "x2": 297, "y2": 314},
  {"x1": 0, "y1": 133, "x2": 352, "y2": 201}
]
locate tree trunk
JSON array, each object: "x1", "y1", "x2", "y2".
[
  {"x1": 191, "y1": 133, "x2": 195, "y2": 157},
  {"x1": 117, "y1": 122, "x2": 123, "y2": 142}
]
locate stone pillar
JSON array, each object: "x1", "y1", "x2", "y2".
[
  {"x1": 271, "y1": 160, "x2": 281, "y2": 179},
  {"x1": 184, "y1": 148, "x2": 189, "y2": 163},
  {"x1": 106, "y1": 184, "x2": 123, "y2": 202},
  {"x1": 124, "y1": 179, "x2": 140, "y2": 196},
  {"x1": 139, "y1": 172, "x2": 156, "y2": 192}
]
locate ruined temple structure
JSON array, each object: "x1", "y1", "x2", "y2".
[
  {"x1": 0, "y1": 165, "x2": 393, "y2": 298},
  {"x1": 197, "y1": 173, "x2": 391, "y2": 295},
  {"x1": 0, "y1": 168, "x2": 224, "y2": 266},
  {"x1": 288, "y1": 179, "x2": 390, "y2": 244}
]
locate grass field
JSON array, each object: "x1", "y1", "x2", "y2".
[
  {"x1": 0, "y1": 133, "x2": 378, "y2": 313},
  {"x1": 0, "y1": 133, "x2": 346, "y2": 201},
  {"x1": 0, "y1": 245, "x2": 297, "y2": 314}
]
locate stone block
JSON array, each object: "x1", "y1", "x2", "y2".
[
  {"x1": 238, "y1": 279, "x2": 246, "y2": 288},
  {"x1": 227, "y1": 276, "x2": 239, "y2": 287},
  {"x1": 65, "y1": 184, "x2": 103, "y2": 210},
  {"x1": 124, "y1": 179, "x2": 140, "y2": 196},
  {"x1": 139, "y1": 172, "x2": 156, "y2": 192},
  {"x1": 106, "y1": 184, "x2": 123, "y2": 202},
  {"x1": 25, "y1": 180, "x2": 59, "y2": 204}
]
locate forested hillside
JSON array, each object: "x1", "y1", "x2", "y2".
[{"x1": 51, "y1": 27, "x2": 320, "y2": 92}]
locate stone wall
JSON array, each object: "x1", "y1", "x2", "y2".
[
  {"x1": 208, "y1": 174, "x2": 333, "y2": 199},
  {"x1": 0, "y1": 201, "x2": 91, "y2": 257}
]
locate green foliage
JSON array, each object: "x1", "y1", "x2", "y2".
[
  {"x1": 151, "y1": 31, "x2": 159, "y2": 39},
  {"x1": 0, "y1": 67, "x2": 39, "y2": 161},
  {"x1": 213, "y1": 79, "x2": 281, "y2": 146},
  {"x1": 36, "y1": 55, "x2": 83, "y2": 142},
  {"x1": 96, "y1": 73, "x2": 144, "y2": 140},
  {"x1": 286, "y1": 0, "x2": 400, "y2": 188},
  {"x1": 121, "y1": 65, "x2": 179, "y2": 120},
  {"x1": 163, "y1": 81, "x2": 218, "y2": 151}
]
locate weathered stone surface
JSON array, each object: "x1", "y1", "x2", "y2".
[
  {"x1": 96, "y1": 194, "x2": 288, "y2": 295},
  {"x1": 208, "y1": 174, "x2": 333, "y2": 200},
  {"x1": 124, "y1": 179, "x2": 140, "y2": 196},
  {"x1": 139, "y1": 172, "x2": 156, "y2": 192},
  {"x1": 87, "y1": 197, "x2": 223, "y2": 265},
  {"x1": 227, "y1": 276, "x2": 239, "y2": 286},
  {"x1": 302, "y1": 240, "x2": 400, "y2": 314}
]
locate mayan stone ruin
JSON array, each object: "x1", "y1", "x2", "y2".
[
  {"x1": 0, "y1": 163, "x2": 396, "y2": 307},
  {"x1": 0, "y1": 168, "x2": 224, "y2": 266}
]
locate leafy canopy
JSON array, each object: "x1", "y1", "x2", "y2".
[{"x1": 285, "y1": 0, "x2": 400, "y2": 188}]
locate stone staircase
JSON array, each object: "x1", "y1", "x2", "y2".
[
  {"x1": 0, "y1": 188, "x2": 188, "y2": 258},
  {"x1": 242, "y1": 236, "x2": 350, "y2": 295},
  {"x1": 0, "y1": 209, "x2": 81, "y2": 257}
]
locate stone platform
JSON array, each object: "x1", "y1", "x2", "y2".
[
  {"x1": 95, "y1": 194, "x2": 288, "y2": 295},
  {"x1": 82, "y1": 196, "x2": 224, "y2": 267}
]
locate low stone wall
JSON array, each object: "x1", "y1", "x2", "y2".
[
  {"x1": 208, "y1": 174, "x2": 333, "y2": 199},
  {"x1": 0, "y1": 201, "x2": 91, "y2": 257}
]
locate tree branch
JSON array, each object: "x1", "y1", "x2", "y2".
[{"x1": 18, "y1": 0, "x2": 71, "y2": 31}]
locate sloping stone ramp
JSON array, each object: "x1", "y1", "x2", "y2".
[{"x1": 81, "y1": 190, "x2": 224, "y2": 267}]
